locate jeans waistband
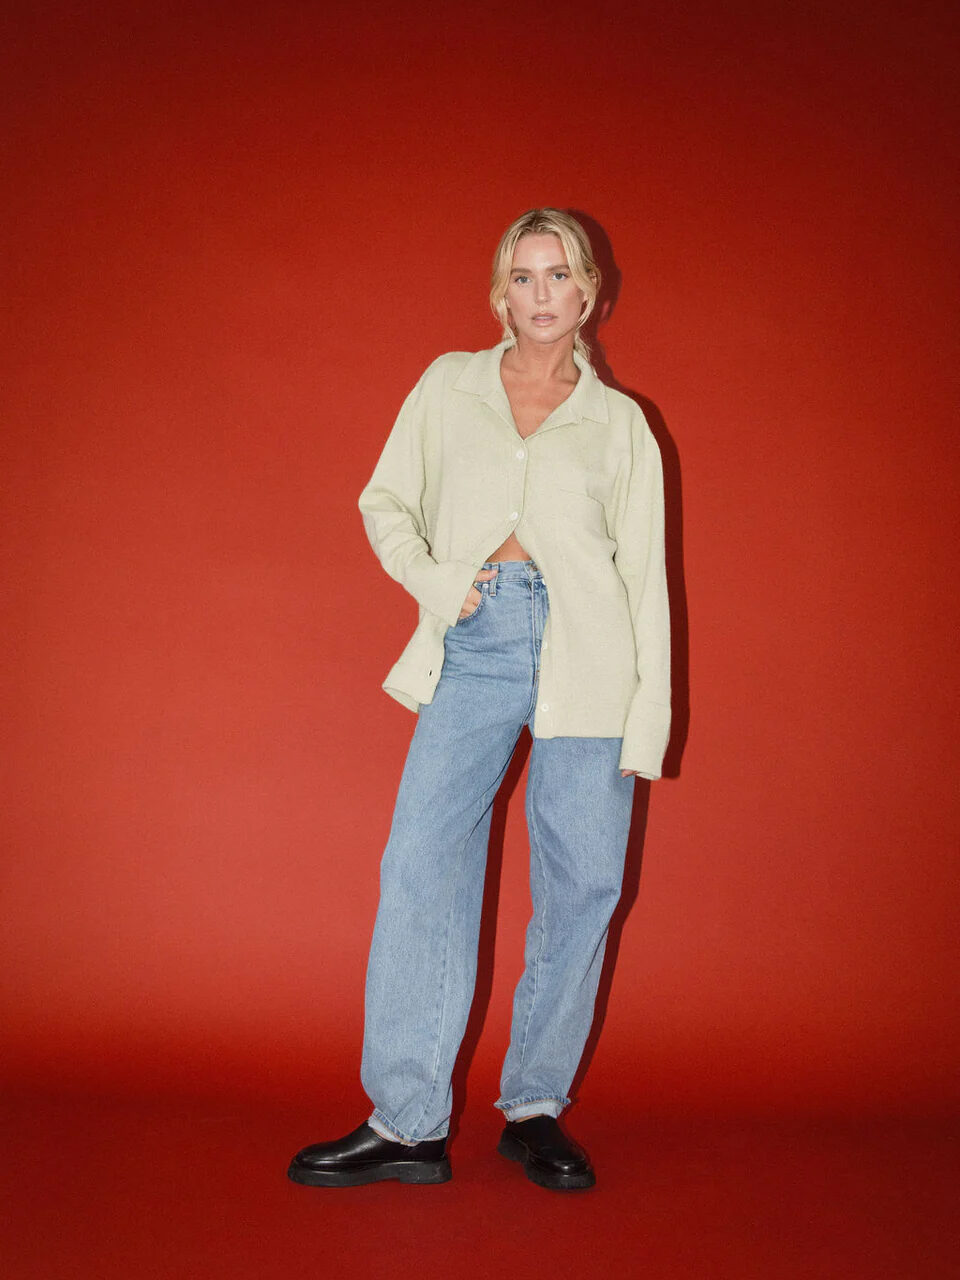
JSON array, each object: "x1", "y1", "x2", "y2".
[{"x1": 481, "y1": 559, "x2": 542, "y2": 579}]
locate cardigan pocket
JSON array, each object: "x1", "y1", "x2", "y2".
[{"x1": 550, "y1": 487, "x2": 622, "y2": 596}]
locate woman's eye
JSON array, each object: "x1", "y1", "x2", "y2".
[
  {"x1": 513, "y1": 275, "x2": 529, "y2": 284},
  {"x1": 553, "y1": 271, "x2": 569, "y2": 280}
]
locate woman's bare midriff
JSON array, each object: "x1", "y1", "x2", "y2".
[{"x1": 486, "y1": 529, "x2": 532, "y2": 561}]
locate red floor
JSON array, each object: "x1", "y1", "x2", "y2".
[{"x1": 3, "y1": 1089, "x2": 957, "y2": 1279}]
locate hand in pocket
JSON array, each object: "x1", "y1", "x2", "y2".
[{"x1": 458, "y1": 567, "x2": 498, "y2": 620}]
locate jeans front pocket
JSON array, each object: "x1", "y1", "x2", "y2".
[{"x1": 455, "y1": 580, "x2": 488, "y2": 625}]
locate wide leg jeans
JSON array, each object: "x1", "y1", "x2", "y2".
[{"x1": 361, "y1": 558, "x2": 635, "y2": 1144}]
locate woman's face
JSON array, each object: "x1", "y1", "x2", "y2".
[{"x1": 504, "y1": 233, "x2": 588, "y2": 348}]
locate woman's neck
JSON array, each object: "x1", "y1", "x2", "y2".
[{"x1": 504, "y1": 334, "x2": 578, "y2": 384}]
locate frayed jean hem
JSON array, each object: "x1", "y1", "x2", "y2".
[
  {"x1": 368, "y1": 1108, "x2": 449, "y2": 1145},
  {"x1": 495, "y1": 1095, "x2": 570, "y2": 1121}
]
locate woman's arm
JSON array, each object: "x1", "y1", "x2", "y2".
[
  {"x1": 611, "y1": 407, "x2": 672, "y2": 780},
  {"x1": 358, "y1": 361, "x2": 480, "y2": 628}
]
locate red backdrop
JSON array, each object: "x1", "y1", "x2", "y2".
[{"x1": 2, "y1": 0, "x2": 957, "y2": 1118}]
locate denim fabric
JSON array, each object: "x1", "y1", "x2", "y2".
[{"x1": 360, "y1": 559, "x2": 635, "y2": 1143}]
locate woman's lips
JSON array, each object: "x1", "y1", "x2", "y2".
[{"x1": 532, "y1": 314, "x2": 556, "y2": 324}]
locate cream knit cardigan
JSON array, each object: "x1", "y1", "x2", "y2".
[{"x1": 358, "y1": 338, "x2": 671, "y2": 779}]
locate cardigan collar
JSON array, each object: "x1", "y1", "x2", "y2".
[{"x1": 452, "y1": 337, "x2": 609, "y2": 428}]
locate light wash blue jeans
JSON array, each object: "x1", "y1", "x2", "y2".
[{"x1": 361, "y1": 559, "x2": 635, "y2": 1144}]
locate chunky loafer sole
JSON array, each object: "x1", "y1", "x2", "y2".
[
  {"x1": 287, "y1": 1156, "x2": 452, "y2": 1187},
  {"x1": 497, "y1": 1131, "x2": 596, "y2": 1191}
]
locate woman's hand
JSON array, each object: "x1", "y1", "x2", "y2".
[
  {"x1": 620, "y1": 769, "x2": 640, "y2": 778},
  {"x1": 457, "y1": 567, "x2": 498, "y2": 620}
]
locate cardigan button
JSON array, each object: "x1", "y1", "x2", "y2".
[{"x1": 509, "y1": 510, "x2": 519, "y2": 520}]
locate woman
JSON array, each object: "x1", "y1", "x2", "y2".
[{"x1": 287, "y1": 208, "x2": 670, "y2": 1192}]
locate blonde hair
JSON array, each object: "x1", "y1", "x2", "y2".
[{"x1": 489, "y1": 208, "x2": 601, "y2": 361}]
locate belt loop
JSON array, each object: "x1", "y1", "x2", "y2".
[{"x1": 489, "y1": 563, "x2": 498, "y2": 596}]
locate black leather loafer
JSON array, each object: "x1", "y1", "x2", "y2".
[
  {"x1": 497, "y1": 1115, "x2": 596, "y2": 1190},
  {"x1": 287, "y1": 1121, "x2": 451, "y2": 1187}
]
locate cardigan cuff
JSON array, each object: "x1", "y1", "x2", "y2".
[{"x1": 618, "y1": 694, "x2": 671, "y2": 779}]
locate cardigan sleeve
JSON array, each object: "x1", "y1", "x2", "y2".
[
  {"x1": 357, "y1": 361, "x2": 479, "y2": 629},
  {"x1": 611, "y1": 407, "x2": 672, "y2": 779}
]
